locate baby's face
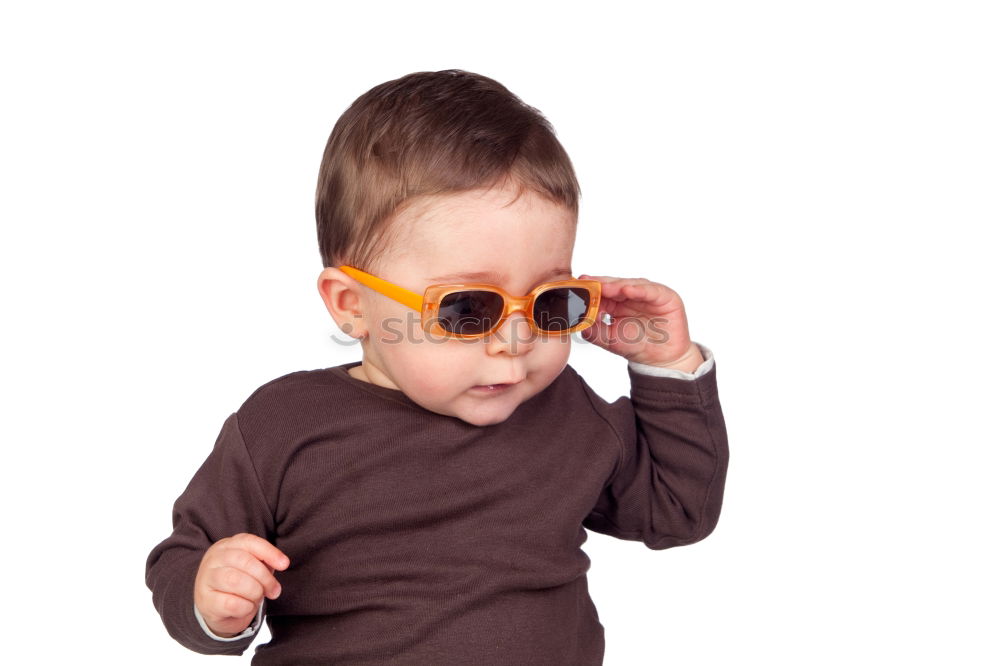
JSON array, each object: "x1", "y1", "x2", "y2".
[{"x1": 354, "y1": 183, "x2": 578, "y2": 426}]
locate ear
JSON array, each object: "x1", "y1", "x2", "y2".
[{"x1": 317, "y1": 267, "x2": 369, "y2": 341}]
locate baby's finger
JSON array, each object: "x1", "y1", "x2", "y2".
[
  {"x1": 589, "y1": 279, "x2": 678, "y2": 310},
  {"x1": 616, "y1": 282, "x2": 676, "y2": 307},
  {"x1": 581, "y1": 276, "x2": 654, "y2": 302},
  {"x1": 206, "y1": 590, "x2": 259, "y2": 621},
  {"x1": 579, "y1": 274, "x2": 650, "y2": 285},
  {"x1": 229, "y1": 532, "x2": 291, "y2": 572},
  {"x1": 600, "y1": 300, "x2": 650, "y2": 321},
  {"x1": 207, "y1": 565, "x2": 266, "y2": 605},
  {"x1": 220, "y1": 547, "x2": 283, "y2": 599}
]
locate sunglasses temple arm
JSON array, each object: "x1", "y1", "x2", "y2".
[{"x1": 339, "y1": 266, "x2": 424, "y2": 312}]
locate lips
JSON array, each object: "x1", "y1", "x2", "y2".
[{"x1": 472, "y1": 380, "x2": 522, "y2": 392}]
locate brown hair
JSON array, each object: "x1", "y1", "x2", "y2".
[{"x1": 315, "y1": 69, "x2": 581, "y2": 271}]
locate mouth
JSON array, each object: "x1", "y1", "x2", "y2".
[{"x1": 471, "y1": 381, "x2": 522, "y2": 393}]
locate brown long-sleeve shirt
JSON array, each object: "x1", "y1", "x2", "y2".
[{"x1": 145, "y1": 356, "x2": 729, "y2": 664}]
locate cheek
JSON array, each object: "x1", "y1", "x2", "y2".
[
  {"x1": 384, "y1": 337, "x2": 481, "y2": 392},
  {"x1": 536, "y1": 334, "x2": 573, "y2": 359},
  {"x1": 370, "y1": 305, "x2": 422, "y2": 344},
  {"x1": 546, "y1": 345, "x2": 573, "y2": 378}
]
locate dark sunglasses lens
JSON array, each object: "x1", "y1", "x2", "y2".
[
  {"x1": 437, "y1": 290, "x2": 504, "y2": 334},
  {"x1": 533, "y1": 287, "x2": 591, "y2": 331}
]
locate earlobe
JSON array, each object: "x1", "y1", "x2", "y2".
[{"x1": 317, "y1": 267, "x2": 369, "y2": 340}]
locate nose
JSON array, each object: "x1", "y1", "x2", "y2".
[{"x1": 485, "y1": 309, "x2": 535, "y2": 356}]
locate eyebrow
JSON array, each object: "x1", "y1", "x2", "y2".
[{"x1": 427, "y1": 267, "x2": 573, "y2": 284}]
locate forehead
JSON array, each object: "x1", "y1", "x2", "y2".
[{"x1": 384, "y1": 186, "x2": 578, "y2": 287}]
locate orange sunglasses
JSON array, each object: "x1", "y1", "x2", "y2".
[{"x1": 339, "y1": 265, "x2": 602, "y2": 339}]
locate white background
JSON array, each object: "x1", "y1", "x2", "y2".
[{"x1": 2, "y1": 2, "x2": 997, "y2": 664}]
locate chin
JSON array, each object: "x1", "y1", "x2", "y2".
[{"x1": 459, "y1": 406, "x2": 516, "y2": 427}]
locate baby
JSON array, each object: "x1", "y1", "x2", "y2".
[{"x1": 146, "y1": 69, "x2": 729, "y2": 665}]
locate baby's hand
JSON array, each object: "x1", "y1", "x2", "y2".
[
  {"x1": 577, "y1": 275, "x2": 705, "y2": 373},
  {"x1": 193, "y1": 533, "x2": 290, "y2": 638}
]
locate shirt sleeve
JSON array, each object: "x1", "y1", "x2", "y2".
[
  {"x1": 627, "y1": 342, "x2": 715, "y2": 380},
  {"x1": 145, "y1": 411, "x2": 276, "y2": 655},
  {"x1": 582, "y1": 345, "x2": 729, "y2": 549},
  {"x1": 194, "y1": 599, "x2": 264, "y2": 641}
]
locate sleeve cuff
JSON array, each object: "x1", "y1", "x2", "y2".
[
  {"x1": 627, "y1": 341, "x2": 715, "y2": 380},
  {"x1": 193, "y1": 599, "x2": 264, "y2": 642}
]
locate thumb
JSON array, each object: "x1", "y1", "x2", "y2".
[{"x1": 581, "y1": 315, "x2": 611, "y2": 349}]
